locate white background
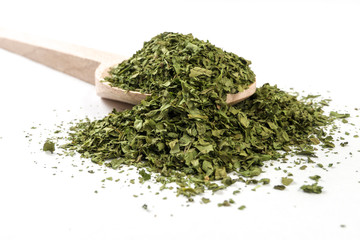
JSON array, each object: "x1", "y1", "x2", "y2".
[{"x1": 1, "y1": 0, "x2": 360, "y2": 239}]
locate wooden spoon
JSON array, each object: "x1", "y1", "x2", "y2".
[{"x1": 0, "y1": 28, "x2": 256, "y2": 105}]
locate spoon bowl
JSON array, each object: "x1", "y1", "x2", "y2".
[
  {"x1": 95, "y1": 62, "x2": 256, "y2": 105},
  {"x1": 95, "y1": 62, "x2": 151, "y2": 105}
]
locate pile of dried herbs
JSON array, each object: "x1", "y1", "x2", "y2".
[
  {"x1": 105, "y1": 32, "x2": 255, "y2": 94},
  {"x1": 63, "y1": 32, "x2": 345, "y2": 198}
]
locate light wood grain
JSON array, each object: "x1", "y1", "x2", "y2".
[
  {"x1": 226, "y1": 82, "x2": 256, "y2": 105},
  {"x1": 0, "y1": 27, "x2": 124, "y2": 84},
  {"x1": 95, "y1": 62, "x2": 151, "y2": 105}
]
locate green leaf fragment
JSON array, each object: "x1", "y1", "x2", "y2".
[
  {"x1": 238, "y1": 205, "x2": 246, "y2": 210},
  {"x1": 201, "y1": 197, "x2": 210, "y2": 204},
  {"x1": 139, "y1": 169, "x2": 151, "y2": 181},
  {"x1": 309, "y1": 175, "x2": 321, "y2": 182},
  {"x1": 281, "y1": 177, "x2": 293, "y2": 186},
  {"x1": 43, "y1": 140, "x2": 55, "y2": 153},
  {"x1": 189, "y1": 67, "x2": 212, "y2": 78},
  {"x1": 300, "y1": 183, "x2": 323, "y2": 194},
  {"x1": 259, "y1": 178, "x2": 270, "y2": 185},
  {"x1": 274, "y1": 185, "x2": 286, "y2": 190}
]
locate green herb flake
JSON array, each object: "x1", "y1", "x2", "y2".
[
  {"x1": 201, "y1": 197, "x2": 210, "y2": 204},
  {"x1": 233, "y1": 190, "x2": 241, "y2": 195},
  {"x1": 238, "y1": 205, "x2": 246, "y2": 210},
  {"x1": 259, "y1": 178, "x2": 270, "y2": 185},
  {"x1": 281, "y1": 177, "x2": 293, "y2": 186},
  {"x1": 300, "y1": 183, "x2": 323, "y2": 194},
  {"x1": 139, "y1": 169, "x2": 151, "y2": 181},
  {"x1": 274, "y1": 185, "x2": 286, "y2": 190},
  {"x1": 309, "y1": 175, "x2": 321, "y2": 182},
  {"x1": 318, "y1": 164, "x2": 326, "y2": 169},
  {"x1": 300, "y1": 165, "x2": 307, "y2": 170},
  {"x1": 43, "y1": 140, "x2": 55, "y2": 153},
  {"x1": 218, "y1": 200, "x2": 231, "y2": 207}
]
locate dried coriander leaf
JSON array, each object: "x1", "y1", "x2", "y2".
[
  {"x1": 300, "y1": 165, "x2": 307, "y2": 170},
  {"x1": 218, "y1": 200, "x2": 232, "y2": 207},
  {"x1": 274, "y1": 185, "x2": 286, "y2": 190},
  {"x1": 201, "y1": 197, "x2": 210, "y2": 204},
  {"x1": 238, "y1": 205, "x2": 246, "y2": 210},
  {"x1": 309, "y1": 175, "x2": 321, "y2": 182},
  {"x1": 281, "y1": 177, "x2": 293, "y2": 186},
  {"x1": 139, "y1": 169, "x2": 151, "y2": 181},
  {"x1": 259, "y1": 178, "x2": 270, "y2": 185},
  {"x1": 329, "y1": 111, "x2": 350, "y2": 119},
  {"x1": 300, "y1": 183, "x2": 323, "y2": 193},
  {"x1": 43, "y1": 140, "x2": 55, "y2": 153},
  {"x1": 240, "y1": 167, "x2": 262, "y2": 178}
]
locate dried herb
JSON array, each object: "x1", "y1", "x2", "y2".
[
  {"x1": 300, "y1": 165, "x2": 307, "y2": 170},
  {"x1": 238, "y1": 205, "x2": 246, "y2": 210},
  {"x1": 300, "y1": 183, "x2": 323, "y2": 194},
  {"x1": 201, "y1": 197, "x2": 210, "y2": 204},
  {"x1": 218, "y1": 199, "x2": 234, "y2": 207},
  {"x1": 139, "y1": 169, "x2": 151, "y2": 181},
  {"x1": 61, "y1": 32, "x2": 349, "y2": 200},
  {"x1": 309, "y1": 175, "x2": 321, "y2": 182},
  {"x1": 105, "y1": 32, "x2": 255, "y2": 94},
  {"x1": 281, "y1": 177, "x2": 293, "y2": 186},
  {"x1": 43, "y1": 140, "x2": 55, "y2": 153},
  {"x1": 259, "y1": 178, "x2": 270, "y2": 185},
  {"x1": 274, "y1": 185, "x2": 286, "y2": 190}
]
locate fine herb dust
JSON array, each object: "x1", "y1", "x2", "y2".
[{"x1": 56, "y1": 32, "x2": 350, "y2": 200}]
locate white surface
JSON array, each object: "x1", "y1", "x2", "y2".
[{"x1": 1, "y1": 0, "x2": 360, "y2": 239}]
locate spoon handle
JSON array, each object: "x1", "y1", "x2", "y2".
[{"x1": 0, "y1": 28, "x2": 125, "y2": 85}]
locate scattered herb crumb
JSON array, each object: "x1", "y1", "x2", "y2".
[
  {"x1": 274, "y1": 185, "x2": 286, "y2": 190},
  {"x1": 238, "y1": 205, "x2": 246, "y2": 210},
  {"x1": 201, "y1": 197, "x2": 210, "y2": 204},
  {"x1": 43, "y1": 140, "x2": 55, "y2": 153},
  {"x1": 300, "y1": 165, "x2": 307, "y2": 170},
  {"x1": 281, "y1": 177, "x2": 293, "y2": 186},
  {"x1": 139, "y1": 169, "x2": 151, "y2": 181},
  {"x1": 218, "y1": 200, "x2": 231, "y2": 207},
  {"x1": 259, "y1": 178, "x2": 270, "y2": 185},
  {"x1": 233, "y1": 190, "x2": 241, "y2": 195},
  {"x1": 309, "y1": 175, "x2": 321, "y2": 182},
  {"x1": 300, "y1": 183, "x2": 323, "y2": 194}
]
